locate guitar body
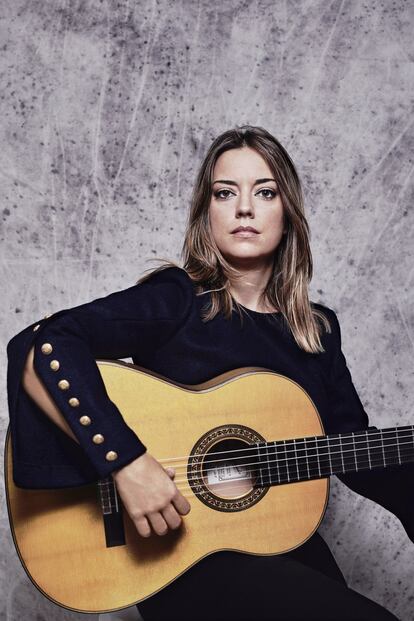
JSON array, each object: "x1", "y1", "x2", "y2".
[{"x1": 5, "y1": 362, "x2": 329, "y2": 613}]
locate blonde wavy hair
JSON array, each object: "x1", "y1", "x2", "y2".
[{"x1": 138, "y1": 124, "x2": 331, "y2": 354}]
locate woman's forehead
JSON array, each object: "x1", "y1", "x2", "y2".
[{"x1": 213, "y1": 147, "x2": 274, "y2": 180}]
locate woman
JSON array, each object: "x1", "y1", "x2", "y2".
[{"x1": 7, "y1": 125, "x2": 413, "y2": 620}]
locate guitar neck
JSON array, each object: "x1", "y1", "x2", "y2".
[
  {"x1": 98, "y1": 425, "x2": 414, "y2": 502},
  {"x1": 256, "y1": 425, "x2": 414, "y2": 487}
]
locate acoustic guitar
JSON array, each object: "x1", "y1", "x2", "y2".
[{"x1": 5, "y1": 361, "x2": 414, "y2": 614}]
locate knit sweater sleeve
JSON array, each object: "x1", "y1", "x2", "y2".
[{"x1": 6, "y1": 266, "x2": 193, "y2": 488}]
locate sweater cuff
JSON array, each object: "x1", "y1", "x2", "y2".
[{"x1": 33, "y1": 339, "x2": 147, "y2": 479}]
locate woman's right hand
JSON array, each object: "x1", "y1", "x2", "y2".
[{"x1": 111, "y1": 452, "x2": 191, "y2": 538}]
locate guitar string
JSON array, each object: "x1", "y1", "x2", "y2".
[
  {"x1": 98, "y1": 434, "x2": 414, "y2": 487},
  {"x1": 98, "y1": 444, "x2": 414, "y2": 507},
  {"x1": 156, "y1": 426, "x2": 414, "y2": 466},
  {"x1": 98, "y1": 430, "x2": 414, "y2": 504},
  {"x1": 99, "y1": 448, "x2": 414, "y2": 507},
  {"x1": 179, "y1": 449, "x2": 414, "y2": 499},
  {"x1": 166, "y1": 439, "x2": 414, "y2": 488},
  {"x1": 160, "y1": 434, "x2": 414, "y2": 481}
]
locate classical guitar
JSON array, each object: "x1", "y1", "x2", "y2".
[{"x1": 5, "y1": 361, "x2": 414, "y2": 614}]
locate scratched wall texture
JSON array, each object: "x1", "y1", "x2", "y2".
[{"x1": 1, "y1": 0, "x2": 413, "y2": 620}]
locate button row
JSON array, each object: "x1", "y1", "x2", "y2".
[{"x1": 40, "y1": 341, "x2": 118, "y2": 463}]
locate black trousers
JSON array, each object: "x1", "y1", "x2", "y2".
[{"x1": 137, "y1": 534, "x2": 399, "y2": 621}]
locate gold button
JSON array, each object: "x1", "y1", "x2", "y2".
[
  {"x1": 92, "y1": 434, "x2": 105, "y2": 444},
  {"x1": 58, "y1": 379, "x2": 70, "y2": 391},
  {"x1": 68, "y1": 397, "x2": 80, "y2": 407},
  {"x1": 79, "y1": 416, "x2": 91, "y2": 426},
  {"x1": 105, "y1": 451, "x2": 118, "y2": 462},
  {"x1": 41, "y1": 343, "x2": 53, "y2": 355},
  {"x1": 50, "y1": 360, "x2": 60, "y2": 371},
  {"x1": 33, "y1": 324, "x2": 40, "y2": 332}
]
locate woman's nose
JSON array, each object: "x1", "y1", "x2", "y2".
[{"x1": 235, "y1": 193, "x2": 254, "y2": 215}]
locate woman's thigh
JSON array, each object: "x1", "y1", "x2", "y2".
[{"x1": 137, "y1": 551, "x2": 398, "y2": 621}]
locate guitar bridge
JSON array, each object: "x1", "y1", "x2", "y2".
[{"x1": 98, "y1": 478, "x2": 126, "y2": 547}]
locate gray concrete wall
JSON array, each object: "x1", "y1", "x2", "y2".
[{"x1": 1, "y1": 1, "x2": 413, "y2": 620}]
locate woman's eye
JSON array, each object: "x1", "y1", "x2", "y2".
[
  {"x1": 214, "y1": 189, "x2": 234, "y2": 199},
  {"x1": 257, "y1": 189, "x2": 277, "y2": 199}
]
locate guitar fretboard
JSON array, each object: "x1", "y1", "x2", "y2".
[
  {"x1": 97, "y1": 477, "x2": 125, "y2": 547},
  {"x1": 255, "y1": 425, "x2": 414, "y2": 487}
]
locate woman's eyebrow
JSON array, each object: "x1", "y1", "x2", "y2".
[{"x1": 212, "y1": 178, "x2": 277, "y2": 186}]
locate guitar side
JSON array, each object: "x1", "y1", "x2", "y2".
[{"x1": 5, "y1": 363, "x2": 329, "y2": 613}]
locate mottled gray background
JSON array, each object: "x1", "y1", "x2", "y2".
[{"x1": 1, "y1": 0, "x2": 413, "y2": 620}]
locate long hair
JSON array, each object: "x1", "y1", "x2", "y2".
[{"x1": 138, "y1": 124, "x2": 331, "y2": 353}]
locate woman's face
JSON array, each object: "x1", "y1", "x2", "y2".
[{"x1": 209, "y1": 146, "x2": 285, "y2": 268}]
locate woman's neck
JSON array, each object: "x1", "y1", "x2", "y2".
[{"x1": 228, "y1": 262, "x2": 277, "y2": 313}]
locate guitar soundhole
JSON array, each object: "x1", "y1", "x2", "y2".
[
  {"x1": 188, "y1": 424, "x2": 268, "y2": 512},
  {"x1": 202, "y1": 439, "x2": 255, "y2": 499}
]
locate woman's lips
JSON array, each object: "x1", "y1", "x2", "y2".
[{"x1": 231, "y1": 231, "x2": 260, "y2": 238}]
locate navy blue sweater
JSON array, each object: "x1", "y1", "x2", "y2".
[{"x1": 6, "y1": 266, "x2": 414, "y2": 542}]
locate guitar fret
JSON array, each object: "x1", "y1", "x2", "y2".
[
  {"x1": 284, "y1": 440, "x2": 292, "y2": 482},
  {"x1": 317, "y1": 436, "x2": 331, "y2": 477},
  {"x1": 396, "y1": 430, "x2": 401, "y2": 465},
  {"x1": 381, "y1": 427, "x2": 398, "y2": 467},
  {"x1": 327, "y1": 437, "x2": 332, "y2": 475},
  {"x1": 340, "y1": 435, "x2": 345, "y2": 473},
  {"x1": 352, "y1": 432, "x2": 358, "y2": 472},
  {"x1": 266, "y1": 442, "x2": 272, "y2": 485},
  {"x1": 277, "y1": 440, "x2": 288, "y2": 483},
  {"x1": 304, "y1": 437, "x2": 310, "y2": 479},
  {"x1": 379, "y1": 429, "x2": 395, "y2": 466},
  {"x1": 367, "y1": 430, "x2": 383, "y2": 470},
  {"x1": 326, "y1": 435, "x2": 342, "y2": 475},
  {"x1": 294, "y1": 436, "x2": 308, "y2": 481},
  {"x1": 380, "y1": 429, "x2": 386, "y2": 467},
  {"x1": 293, "y1": 439, "x2": 299, "y2": 481},
  {"x1": 274, "y1": 441, "x2": 281, "y2": 484},
  {"x1": 365, "y1": 430, "x2": 372, "y2": 469},
  {"x1": 284, "y1": 440, "x2": 290, "y2": 482},
  {"x1": 256, "y1": 443, "x2": 264, "y2": 487},
  {"x1": 315, "y1": 436, "x2": 321, "y2": 477},
  {"x1": 360, "y1": 430, "x2": 368, "y2": 471},
  {"x1": 305, "y1": 436, "x2": 318, "y2": 479}
]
